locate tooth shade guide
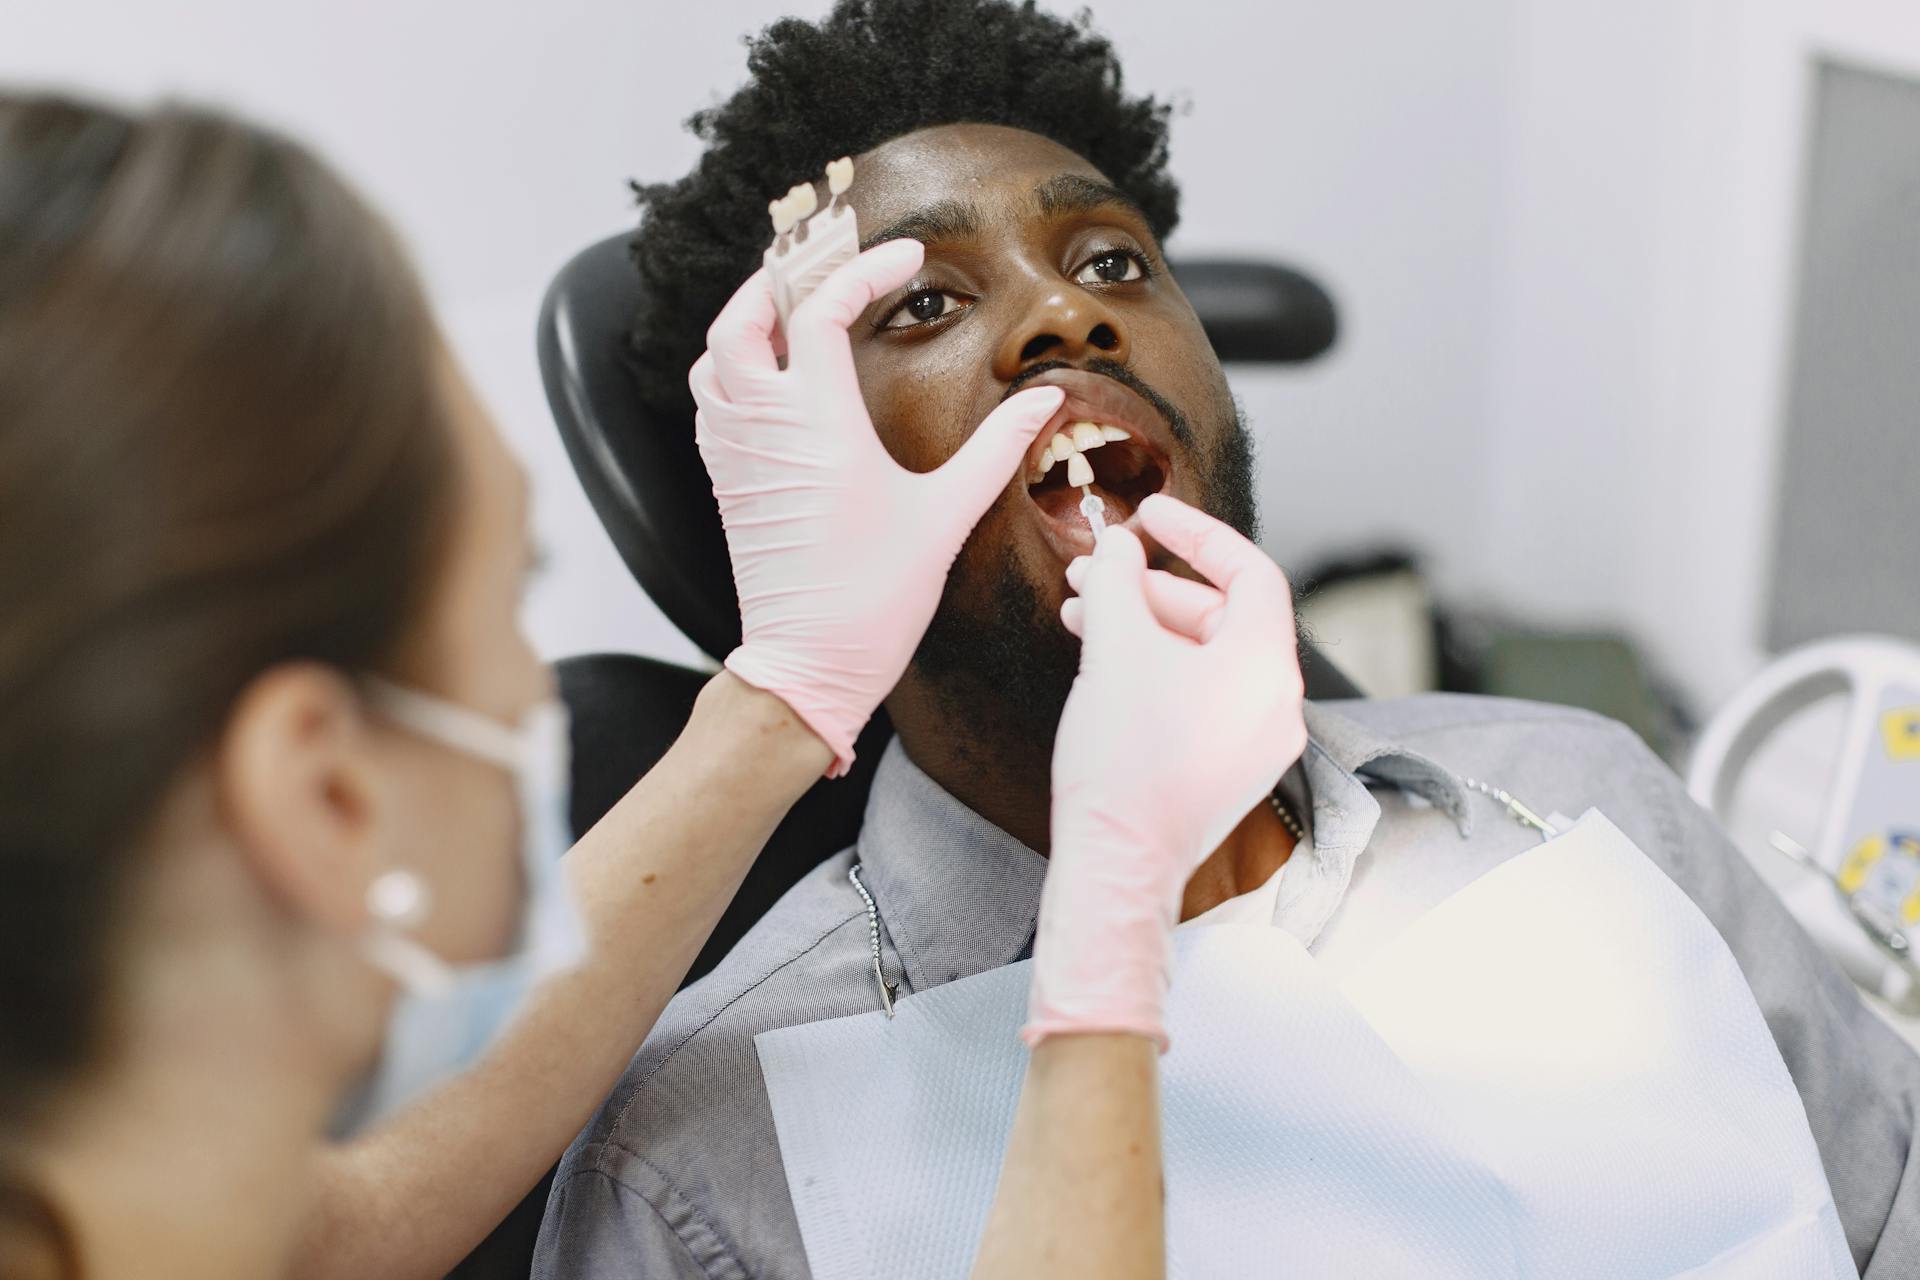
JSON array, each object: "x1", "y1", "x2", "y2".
[
  {"x1": 770, "y1": 196, "x2": 798, "y2": 236},
  {"x1": 1065, "y1": 451, "x2": 1095, "y2": 488},
  {"x1": 825, "y1": 155, "x2": 854, "y2": 201},
  {"x1": 787, "y1": 182, "x2": 818, "y2": 222},
  {"x1": 763, "y1": 158, "x2": 861, "y2": 333}
]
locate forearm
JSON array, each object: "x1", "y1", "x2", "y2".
[
  {"x1": 296, "y1": 671, "x2": 832, "y2": 1280},
  {"x1": 971, "y1": 1034, "x2": 1165, "y2": 1280}
]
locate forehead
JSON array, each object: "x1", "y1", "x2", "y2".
[{"x1": 848, "y1": 123, "x2": 1110, "y2": 233}]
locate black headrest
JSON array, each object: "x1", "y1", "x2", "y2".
[
  {"x1": 538, "y1": 234, "x2": 742, "y2": 662},
  {"x1": 1172, "y1": 259, "x2": 1338, "y2": 363},
  {"x1": 536, "y1": 232, "x2": 1341, "y2": 666}
]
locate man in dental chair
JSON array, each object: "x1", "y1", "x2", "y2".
[{"x1": 536, "y1": 3, "x2": 1920, "y2": 1275}]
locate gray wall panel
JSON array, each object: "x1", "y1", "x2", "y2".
[{"x1": 1770, "y1": 61, "x2": 1920, "y2": 649}]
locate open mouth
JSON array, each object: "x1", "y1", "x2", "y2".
[{"x1": 1023, "y1": 416, "x2": 1172, "y2": 557}]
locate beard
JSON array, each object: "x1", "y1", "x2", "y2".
[{"x1": 910, "y1": 398, "x2": 1260, "y2": 766}]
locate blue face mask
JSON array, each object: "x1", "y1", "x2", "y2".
[{"x1": 332, "y1": 681, "x2": 587, "y2": 1135}]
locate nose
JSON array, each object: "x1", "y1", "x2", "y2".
[{"x1": 991, "y1": 281, "x2": 1130, "y2": 382}]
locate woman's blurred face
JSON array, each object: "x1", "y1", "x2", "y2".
[{"x1": 363, "y1": 354, "x2": 551, "y2": 968}]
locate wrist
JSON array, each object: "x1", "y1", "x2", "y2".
[
  {"x1": 1026, "y1": 889, "x2": 1177, "y2": 1049},
  {"x1": 721, "y1": 647, "x2": 867, "y2": 777},
  {"x1": 686, "y1": 669, "x2": 837, "y2": 790}
]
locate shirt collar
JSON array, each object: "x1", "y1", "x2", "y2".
[
  {"x1": 1300, "y1": 701, "x2": 1474, "y2": 836},
  {"x1": 853, "y1": 700, "x2": 1475, "y2": 995},
  {"x1": 1274, "y1": 701, "x2": 1475, "y2": 947}
]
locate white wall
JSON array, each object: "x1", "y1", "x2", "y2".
[
  {"x1": 9, "y1": 0, "x2": 1915, "y2": 716},
  {"x1": 1478, "y1": 0, "x2": 1920, "y2": 708},
  {"x1": 2, "y1": 0, "x2": 845, "y2": 670},
  {"x1": 0, "y1": 0, "x2": 1518, "y2": 670},
  {"x1": 1090, "y1": 2, "x2": 1517, "y2": 602}
]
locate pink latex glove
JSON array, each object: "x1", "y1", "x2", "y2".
[
  {"x1": 1024, "y1": 494, "x2": 1308, "y2": 1048},
  {"x1": 690, "y1": 239, "x2": 1064, "y2": 776}
]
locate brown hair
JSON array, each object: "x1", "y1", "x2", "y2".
[{"x1": 0, "y1": 93, "x2": 455, "y2": 1158}]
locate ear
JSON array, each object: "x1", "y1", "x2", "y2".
[{"x1": 213, "y1": 663, "x2": 382, "y2": 935}]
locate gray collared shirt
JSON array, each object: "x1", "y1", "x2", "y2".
[{"x1": 535, "y1": 695, "x2": 1920, "y2": 1279}]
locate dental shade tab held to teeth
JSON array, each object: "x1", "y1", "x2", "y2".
[
  {"x1": 1027, "y1": 418, "x2": 1137, "y2": 540},
  {"x1": 1064, "y1": 451, "x2": 1094, "y2": 489},
  {"x1": 1064, "y1": 453, "x2": 1108, "y2": 541},
  {"x1": 1079, "y1": 487, "x2": 1108, "y2": 540},
  {"x1": 764, "y1": 156, "x2": 859, "y2": 340}
]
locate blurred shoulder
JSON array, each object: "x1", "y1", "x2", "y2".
[
  {"x1": 1321, "y1": 693, "x2": 1678, "y2": 833},
  {"x1": 1325, "y1": 691, "x2": 1646, "y2": 744}
]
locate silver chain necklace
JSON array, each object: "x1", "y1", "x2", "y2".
[
  {"x1": 847, "y1": 862, "x2": 898, "y2": 1017},
  {"x1": 1460, "y1": 776, "x2": 1558, "y2": 841},
  {"x1": 1268, "y1": 788, "x2": 1306, "y2": 842}
]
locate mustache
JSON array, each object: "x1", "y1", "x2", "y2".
[{"x1": 1002, "y1": 357, "x2": 1196, "y2": 448}]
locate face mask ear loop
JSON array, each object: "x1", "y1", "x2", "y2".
[
  {"x1": 360, "y1": 676, "x2": 527, "y2": 773},
  {"x1": 361, "y1": 868, "x2": 456, "y2": 997},
  {"x1": 331, "y1": 685, "x2": 581, "y2": 1135}
]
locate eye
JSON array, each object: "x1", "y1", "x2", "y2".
[
  {"x1": 882, "y1": 288, "x2": 968, "y2": 330},
  {"x1": 1074, "y1": 249, "x2": 1148, "y2": 285}
]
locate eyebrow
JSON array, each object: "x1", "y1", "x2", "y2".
[
  {"x1": 859, "y1": 174, "x2": 1153, "y2": 252},
  {"x1": 861, "y1": 199, "x2": 982, "y2": 251},
  {"x1": 1032, "y1": 173, "x2": 1150, "y2": 227}
]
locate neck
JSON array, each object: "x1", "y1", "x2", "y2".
[
  {"x1": 889, "y1": 685, "x2": 1058, "y2": 856},
  {"x1": 889, "y1": 697, "x2": 1298, "y2": 919},
  {"x1": 29, "y1": 833, "x2": 374, "y2": 1279},
  {"x1": 1179, "y1": 801, "x2": 1298, "y2": 919},
  {"x1": 41, "y1": 1036, "x2": 326, "y2": 1280}
]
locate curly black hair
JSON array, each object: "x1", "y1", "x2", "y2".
[{"x1": 628, "y1": 0, "x2": 1179, "y2": 421}]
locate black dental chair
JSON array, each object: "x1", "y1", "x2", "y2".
[{"x1": 445, "y1": 235, "x2": 1347, "y2": 1278}]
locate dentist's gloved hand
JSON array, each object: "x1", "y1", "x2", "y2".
[
  {"x1": 1025, "y1": 494, "x2": 1308, "y2": 1049},
  {"x1": 690, "y1": 239, "x2": 1064, "y2": 777}
]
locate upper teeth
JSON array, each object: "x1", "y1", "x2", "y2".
[{"x1": 1029, "y1": 421, "x2": 1131, "y2": 485}]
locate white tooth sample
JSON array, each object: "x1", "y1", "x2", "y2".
[
  {"x1": 770, "y1": 195, "x2": 799, "y2": 235},
  {"x1": 1100, "y1": 425, "x2": 1131, "y2": 442},
  {"x1": 1049, "y1": 433, "x2": 1076, "y2": 462},
  {"x1": 787, "y1": 182, "x2": 818, "y2": 220},
  {"x1": 1066, "y1": 452, "x2": 1094, "y2": 488},
  {"x1": 1069, "y1": 422, "x2": 1105, "y2": 451},
  {"x1": 825, "y1": 156, "x2": 854, "y2": 195}
]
